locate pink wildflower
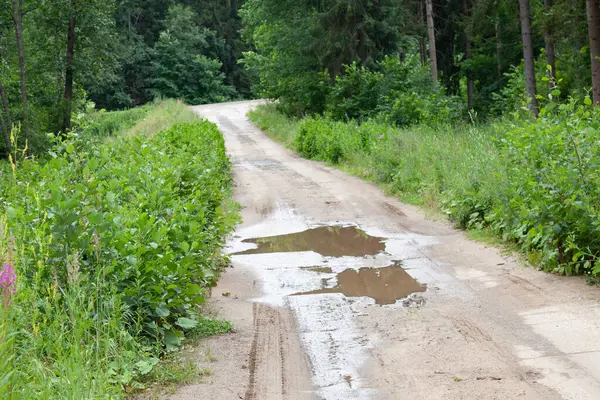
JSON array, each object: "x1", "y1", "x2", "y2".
[
  {"x1": 378, "y1": 135, "x2": 384, "y2": 140},
  {"x1": 0, "y1": 264, "x2": 17, "y2": 295}
]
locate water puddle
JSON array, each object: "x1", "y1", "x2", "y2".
[
  {"x1": 234, "y1": 226, "x2": 386, "y2": 257},
  {"x1": 296, "y1": 262, "x2": 426, "y2": 305}
]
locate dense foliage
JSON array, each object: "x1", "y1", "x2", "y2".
[
  {"x1": 0, "y1": 101, "x2": 238, "y2": 396},
  {"x1": 241, "y1": 0, "x2": 599, "y2": 123},
  {"x1": 0, "y1": 0, "x2": 250, "y2": 158},
  {"x1": 241, "y1": 0, "x2": 404, "y2": 115}
]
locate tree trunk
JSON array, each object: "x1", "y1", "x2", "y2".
[
  {"x1": 519, "y1": 0, "x2": 539, "y2": 117},
  {"x1": 62, "y1": 14, "x2": 76, "y2": 132},
  {"x1": 11, "y1": 0, "x2": 31, "y2": 147},
  {"x1": 496, "y1": 18, "x2": 503, "y2": 90},
  {"x1": 0, "y1": 80, "x2": 12, "y2": 155},
  {"x1": 418, "y1": 0, "x2": 427, "y2": 66},
  {"x1": 425, "y1": 0, "x2": 438, "y2": 82},
  {"x1": 0, "y1": 39, "x2": 12, "y2": 155},
  {"x1": 544, "y1": 0, "x2": 557, "y2": 88},
  {"x1": 463, "y1": 0, "x2": 474, "y2": 109},
  {"x1": 466, "y1": 39, "x2": 474, "y2": 109},
  {"x1": 587, "y1": 0, "x2": 600, "y2": 105}
]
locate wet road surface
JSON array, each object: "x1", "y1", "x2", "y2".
[{"x1": 171, "y1": 100, "x2": 600, "y2": 400}]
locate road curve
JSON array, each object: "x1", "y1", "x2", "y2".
[{"x1": 171, "y1": 100, "x2": 600, "y2": 400}]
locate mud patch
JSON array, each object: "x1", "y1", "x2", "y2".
[
  {"x1": 234, "y1": 226, "x2": 386, "y2": 257},
  {"x1": 344, "y1": 375, "x2": 353, "y2": 388},
  {"x1": 302, "y1": 266, "x2": 334, "y2": 274},
  {"x1": 295, "y1": 261, "x2": 426, "y2": 305}
]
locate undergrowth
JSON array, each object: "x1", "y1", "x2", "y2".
[
  {"x1": 249, "y1": 100, "x2": 600, "y2": 277},
  {"x1": 0, "y1": 100, "x2": 238, "y2": 398}
]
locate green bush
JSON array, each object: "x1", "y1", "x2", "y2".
[
  {"x1": 326, "y1": 63, "x2": 384, "y2": 121},
  {"x1": 493, "y1": 97, "x2": 600, "y2": 274},
  {"x1": 295, "y1": 116, "x2": 385, "y2": 164},
  {"x1": 323, "y1": 56, "x2": 465, "y2": 127},
  {"x1": 0, "y1": 110, "x2": 237, "y2": 396},
  {"x1": 150, "y1": 5, "x2": 238, "y2": 105}
]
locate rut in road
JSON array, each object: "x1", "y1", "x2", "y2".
[{"x1": 171, "y1": 100, "x2": 600, "y2": 400}]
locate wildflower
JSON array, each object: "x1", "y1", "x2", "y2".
[
  {"x1": 0, "y1": 263, "x2": 16, "y2": 311},
  {"x1": 0, "y1": 264, "x2": 16, "y2": 295},
  {"x1": 67, "y1": 251, "x2": 80, "y2": 285},
  {"x1": 378, "y1": 135, "x2": 384, "y2": 140}
]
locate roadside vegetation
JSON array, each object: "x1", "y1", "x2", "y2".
[
  {"x1": 243, "y1": 0, "x2": 600, "y2": 277},
  {"x1": 0, "y1": 100, "x2": 238, "y2": 397}
]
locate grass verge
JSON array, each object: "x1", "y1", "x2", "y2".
[{"x1": 0, "y1": 99, "x2": 238, "y2": 398}]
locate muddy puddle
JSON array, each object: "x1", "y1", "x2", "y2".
[
  {"x1": 234, "y1": 226, "x2": 386, "y2": 257},
  {"x1": 296, "y1": 261, "x2": 426, "y2": 305}
]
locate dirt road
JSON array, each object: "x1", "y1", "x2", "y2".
[{"x1": 172, "y1": 100, "x2": 600, "y2": 400}]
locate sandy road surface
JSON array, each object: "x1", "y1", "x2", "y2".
[{"x1": 171, "y1": 100, "x2": 600, "y2": 400}]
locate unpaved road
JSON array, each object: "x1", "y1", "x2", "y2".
[{"x1": 172, "y1": 100, "x2": 600, "y2": 400}]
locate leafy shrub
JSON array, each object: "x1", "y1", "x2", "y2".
[
  {"x1": 326, "y1": 63, "x2": 384, "y2": 121},
  {"x1": 151, "y1": 5, "x2": 237, "y2": 104},
  {"x1": 295, "y1": 116, "x2": 385, "y2": 164},
  {"x1": 324, "y1": 56, "x2": 465, "y2": 127},
  {"x1": 493, "y1": 97, "x2": 600, "y2": 274},
  {"x1": 0, "y1": 111, "x2": 237, "y2": 396},
  {"x1": 381, "y1": 90, "x2": 465, "y2": 127}
]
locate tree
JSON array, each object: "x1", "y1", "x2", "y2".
[
  {"x1": 519, "y1": 0, "x2": 538, "y2": 116},
  {"x1": 496, "y1": 16, "x2": 503, "y2": 90},
  {"x1": 61, "y1": 13, "x2": 76, "y2": 132},
  {"x1": 587, "y1": 0, "x2": 600, "y2": 104},
  {"x1": 543, "y1": 0, "x2": 557, "y2": 87},
  {"x1": 425, "y1": 0, "x2": 438, "y2": 82},
  {"x1": 150, "y1": 5, "x2": 236, "y2": 104},
  {"x1": 241, "y1": 0, "x2": 403, "y2": 113},
  {"x1": 0, "y1": 37, "x2": 11, "y2": 155},
  {"x1": 463, "y1": 0, "x2": 474, "y2": 109},
  {"x1": 0, "y1": 78, "x2": 10, "y2": 154},
  {"x1": 11, "y1": 0, "x2": 30, "y2": 146},
  {"x1": 418, "y1": 0, "x2": 427, "y2": 66}
]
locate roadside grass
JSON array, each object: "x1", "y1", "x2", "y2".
[
  {"x1": 247, "y1": 102, "x2": 300, "y2": 147},
  {"x1": 123, "y1": 99, "x2": 200, "y2": 137},
  {"x1": 129, "y1": 355, "x2": 210, "y2": 399},
  {"x1": 0, "y1": 99, "x2": 237, "y2": 398},
  {"x1": 248, "y1": 103, "x2": 503, "y2": 213},
  {"x1": 129, "y1": 316, "x2": 231, "y2": 398}
]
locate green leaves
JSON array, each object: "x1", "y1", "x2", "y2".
[
  {"x1": 2, "y1": 117, "x2": 236, "y2": 355},
  {"x1": 499, "y1": 98, "x2": 600, "y2": 274},
  {"x1": 176, "y1": 317, "x2": 199, "y2": 330},
  {"x1": 155, "y1": 305, "x2": 171, "y2": 318},
  {"x1": 164, "y1": 330, "x2": 182, "y2": 351}
]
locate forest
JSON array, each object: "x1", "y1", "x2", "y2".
[
  {"x1": 2, "y1": 0, "x2": 600, "y2": 397},
  {"x1": 0, "y1": 0, "x2": 249, "y2": 156}
]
